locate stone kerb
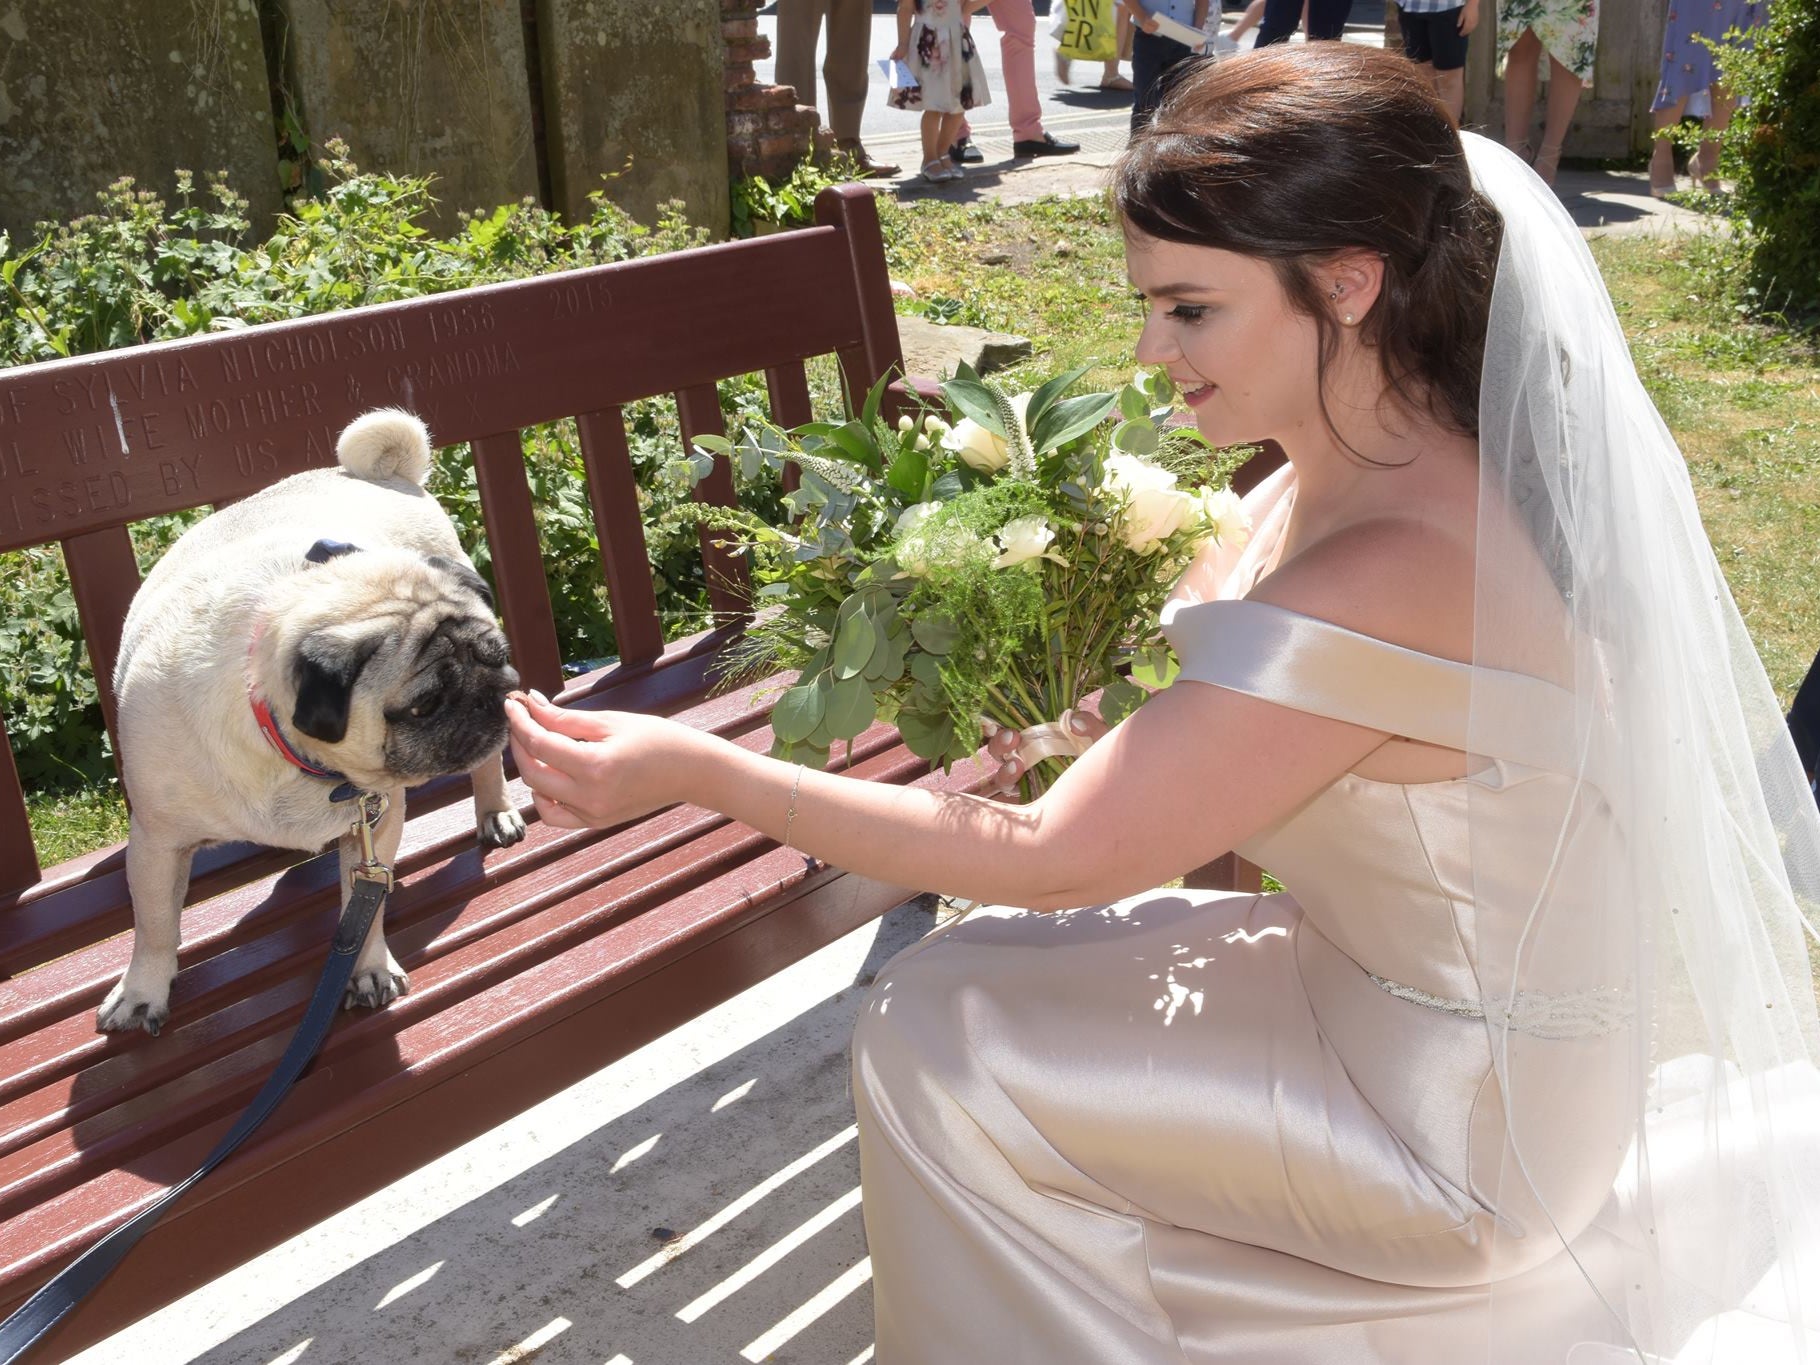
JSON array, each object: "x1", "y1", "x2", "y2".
[
  {"x1": 272, "y1": 0, "x2": 540, "y2": 232},
  {"x1": 537, "y1": 0, "x2": 731, "y2": 235},
  {"x1": 0, "y1": 0, "x2": 282, "y2": 242}
]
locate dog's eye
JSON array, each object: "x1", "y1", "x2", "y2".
[{"x1": 408, "y1": 695, "x2": 442, "y2": 720}]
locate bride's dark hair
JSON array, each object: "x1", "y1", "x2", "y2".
[{"x1": 1113, "y1": 44, "x2": 1502, "y2": 446}]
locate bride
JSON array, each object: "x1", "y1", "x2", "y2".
[{"x1": 506, "y1": 45, "x2": 1820, "y2": 1363}]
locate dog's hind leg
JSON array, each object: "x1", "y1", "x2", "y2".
[
  {"x1": 97, "y1": 819, "x2": 193, "y2": 1035},
  {"x1": 340, "y1": 786, "x2": 409, "y2": 1010},
  {"x1": 472, "y1": 752, "x2": 527, "y2": 848}
]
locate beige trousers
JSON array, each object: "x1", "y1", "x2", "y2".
[{"x1": 774, "y1": 0, "x2": 872, "y2": 142}]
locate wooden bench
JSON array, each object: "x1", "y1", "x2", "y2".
[{"x1": 0, "y1": 184, "x2": 1025, "y2": 1357}]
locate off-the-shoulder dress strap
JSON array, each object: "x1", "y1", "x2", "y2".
[{"x1": 1159, "y1": 598, "x2": 1581, "y2": 770}]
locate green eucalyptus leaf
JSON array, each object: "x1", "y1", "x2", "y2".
[
  {"x1": 770, "y1": 682, "x2": 824, "y2": 743},
  {"x1": 1118, "y1": 385, "x2": 1150, "y2": 421},
  {"x1": 897, "y1": 709, "x2": 956, "y2": 761},
  {"x1": 930, "y1": 470, "x2": 964, "y2": 501},
  {"x1": 1111, "y1": 418, "x2": 1161, "y2": 455},
  {"x1": 691, "y1": 433, "x2": 734, "y2": 457},
  {"x1": 910, "y1": 614, "x2": 959, "y2": 655},
  {"x1": 832, "y1": 614, "x2": 878, "y2": 679},
  {"x1": 1129, "y1": 646, "x2": 1180, "y2": 689},
  {"x1": 826, "y1": 675, "x2": 878, "y2": 740},
  {"x1": 1100, "y1": 676, "x2": 1148, "y2": 724},
  {"x1": 910, "y1": 652, "x2": 946, "y2": 691}
]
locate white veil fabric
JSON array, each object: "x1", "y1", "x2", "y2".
[{"x1": 1463, "y1": 132, "x2": 1820, "y2": 1362}]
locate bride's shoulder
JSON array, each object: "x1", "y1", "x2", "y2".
[{"x1": 1247, "y1": 515, "x2": 1475, "y2": 664}]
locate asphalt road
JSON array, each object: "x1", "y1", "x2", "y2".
[{"x1": 753, "y1": 1, "x2": 1388, "y2": 164}]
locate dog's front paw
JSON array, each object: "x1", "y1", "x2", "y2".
[
  {"x1": 477, "y1": 806, "x2": 528, "y2": 849},
  {"x1": 342, "y1": 967, "x2": 409, "y2": 1011},
  {"x1": 97, "y1": 978, "x2": 172, "y2": 1037}
]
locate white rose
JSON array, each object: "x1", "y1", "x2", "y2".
[
  {"x1": 991, "y1": 515, "x2": 1056, "y2": 569},
  {"x1": 1102, "y1": 453, "x2": 1196, "y2": 554},
  {"x1": 894, "y1": 501, "x2": 940, "y2": 539},
  {"x1": 939, "y1": 392, "x2": 1032, "y2": 474},
  {"x1": 1196, "y1": 486, "x2": 1252, "y2": 551}
]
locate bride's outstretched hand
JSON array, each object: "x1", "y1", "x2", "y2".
[
  {"x1": 983, "y1": 707, "x2": 1110, "y2": 796},
  {"x1": 505, "y1": 690, "x2": 695, "y2": 829}
]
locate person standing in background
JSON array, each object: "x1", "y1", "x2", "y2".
[
  {"x1": 1253, "y1": 0, "x2": 1352, "y2": 47},
  {"x1": 1498, "y1": 0, "x2": 1598, "y2": 187},
  {"x1": 1646, "y1": 0, "x2": 1766, "y2": 195},
  {"x1": 1121, "y1": 0, "x2": 1212, "y2": 132},
  {"x1": 1398, "y1": 0, "x2": 1479, "y2": 122},
  {"x1": 776, "y1": 0, "x2": 903, "y2": 178},
  {"x1": 950, "y1": 0, "x2": 1083, "y2": 164}
]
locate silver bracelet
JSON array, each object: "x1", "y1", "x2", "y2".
[{"x1": 784, "y1": 764, "x2": 805, "y2": 850}]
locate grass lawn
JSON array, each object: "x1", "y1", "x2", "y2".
[{"x1": 22, "y1": 196, "x2": 1820, "y2": 870}]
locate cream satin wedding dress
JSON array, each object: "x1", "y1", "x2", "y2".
[{"x1": 851, "y1": 464, "x2": 1644, "y2": 1363}]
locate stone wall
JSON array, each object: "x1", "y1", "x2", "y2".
[
  {"x1": 722, "y1": 0, "x2": 818, "y2": 181},
  {"x1": 0, "y1": 0, "x2": 282, "y2": 242},
  {"x1": 272, "y1": 0, "x2": 540, "y2": 231},
  {"x1": 535, "y1": 0, "x2": 730, "y2": 234}
]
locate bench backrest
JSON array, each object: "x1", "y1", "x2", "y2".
[{"x1": 0, "y1": 186, "x2": 905, "y2": 905}]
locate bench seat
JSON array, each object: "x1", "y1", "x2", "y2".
[{"x1": 0, "y1": 628, "x2": 988, "y2": 1353}]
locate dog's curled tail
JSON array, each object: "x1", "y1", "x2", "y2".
[{"x1": 337, "y1": 409, "x2": 434, "y2": 487}]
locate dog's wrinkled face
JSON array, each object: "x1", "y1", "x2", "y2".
[{"x1": 270, "y1": 550, "x2": 519, "y2": 786}]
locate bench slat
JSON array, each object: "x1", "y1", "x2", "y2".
[
  {"x1": 470, "y1": 431, "x2": 564, "y2": 697},
  {"x1": 59, "y1": 525, "x2": 141, "y2": 768},
  {"x1": 675, "y1": 383, "x2": 750, "y2": 620},
  {"x1": 765, "y1": 362, "x2": 813, "y2": 495},
  {"x1": 576, "y1": 407, "x2": 665, "y2": 668},
  {"x1": 817, "y1": 186, "x2": 907, "y2": 426},
  {"x1": 0, "y1": 717, "x2": 37, "y2": 895}
]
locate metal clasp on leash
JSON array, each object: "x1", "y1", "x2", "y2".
[{"x1": 350, "y1": 790, "x2": 393, "y2": 891}]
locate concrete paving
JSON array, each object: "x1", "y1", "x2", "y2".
[{"x1": 64, "y1": 26, "x2": 1724, "y2": 1365}]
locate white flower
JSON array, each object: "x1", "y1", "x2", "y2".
[
  {"x1": 991, "y1": 515, "x2": 1056, "y2": 569},
  {"x1": 893, "y1": 501, "x2": 940, "y2": 539},
  {"x1": 940, "y1": 392, "x2": 1032, "y2": 474},
  {"x1": 1101, "y1": 453, "x2": 1197, "y2": 554},
  {"x1": 897, "y1": 414, "x2": 915, "y2": 433},
  {"x1": 1196, "y1": 486, "x2": 1252, "y2": 551}
]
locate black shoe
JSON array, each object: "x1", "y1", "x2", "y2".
[
  {"x1": 949, "y1": 137, "x2": 985, "y2": 164},
  {"x1": 1012, "y1": 132, "x2": 1081, "y2": 158}
]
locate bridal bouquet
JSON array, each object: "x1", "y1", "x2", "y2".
[{"x1": 691, "y1": 364, "x2": 1250, "y2": 798}]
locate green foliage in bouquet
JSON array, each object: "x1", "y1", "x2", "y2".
[{"x1": 689, "y1": 365, "x2": 1252, "y2": 796}]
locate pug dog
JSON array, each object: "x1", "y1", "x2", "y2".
[{"x1": 97, "y1": 409, "x2": 528, "y2": 1036}]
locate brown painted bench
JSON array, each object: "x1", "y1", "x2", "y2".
[{"x1": 0, "y1": 182, "x2": 1270, "y2": 1356}]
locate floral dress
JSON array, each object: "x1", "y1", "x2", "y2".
[
  {"x1": 897, "y1": 0, "x2": 993, "y2": 114},
  {"x1": 1651, "y1": 0, "x2": 1768, "y2": 109},
  {"x1": 1497, "y1": 0, "x2": 1600, "y2": 84}
]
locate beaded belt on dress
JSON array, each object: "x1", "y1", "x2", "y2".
[{"x1": 1366, "y1": 974, "x2": 1634, "y2": 1040}]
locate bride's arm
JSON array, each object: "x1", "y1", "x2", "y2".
[{"x1": 507, "y1": 678, "x2": 1383, "y2": 912}]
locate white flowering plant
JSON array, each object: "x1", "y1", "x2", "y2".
[{"x1": 690, "y1": 363, "x2": 1251, "y2": 797}]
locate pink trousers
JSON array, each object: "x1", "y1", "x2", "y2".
[{"x1": 962, "y1": 0, "x2": 1047, "y2": 142}]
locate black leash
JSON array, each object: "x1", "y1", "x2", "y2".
[{"x1": 0, "y1": 794, "x2": 395, "y2": 1364}]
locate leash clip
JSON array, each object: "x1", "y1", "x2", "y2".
[{"x1": 350, "y1": 790, "x2": 393, "y2": 890}]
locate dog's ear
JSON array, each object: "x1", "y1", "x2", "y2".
[
  {"x1": 290, "y1": 632, "x2": 384, "y2": 744},
  {"x1": 426, "y1": 554, "x2": 495, "y2": 612}
]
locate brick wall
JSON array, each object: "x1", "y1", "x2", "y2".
[{"x1": 722, "y1": 0, "x2": 821, "y2": 180}]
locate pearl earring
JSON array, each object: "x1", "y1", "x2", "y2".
[{"x1": 1344, "y1": 312, "x2": 1355, "y2": 325}]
